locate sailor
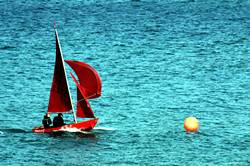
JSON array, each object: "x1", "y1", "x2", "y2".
[
  {"x1": 53, "y1": 113, "x2": 66, "y2": 127},
  {"x1": 42, "y1": 113, "x2": 52, "y2": 128}
]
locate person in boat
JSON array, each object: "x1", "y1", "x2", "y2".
[
  {"x1": 42, "y1": 113, "x2": 52, "y2": 128},
  {"x1": 53, "y1": 113, "x2": 66, "y2": 127}
]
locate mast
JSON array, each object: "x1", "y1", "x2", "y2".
[{"x1": 54, "y1": 28, "x2": 77, "y2": 123}]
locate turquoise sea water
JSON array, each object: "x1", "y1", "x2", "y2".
[{"x1": 0, "y1": 0, "x2": 250, "y2": 165}]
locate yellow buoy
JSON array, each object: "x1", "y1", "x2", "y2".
[{"x1": 184, "y1": 117, "x2": 199, "y2": 132}]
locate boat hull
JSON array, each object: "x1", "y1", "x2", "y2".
[{"x1": 32, "y1": 118, "x2": 98, "y2": 133}]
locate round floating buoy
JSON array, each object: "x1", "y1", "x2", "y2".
[{"x1": 184, "y1": 117, "x2": 199, "y2": 133}]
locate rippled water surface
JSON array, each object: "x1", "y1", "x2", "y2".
[{"x1": 0, "y1": 0, "x2": 250, "y2": 165}]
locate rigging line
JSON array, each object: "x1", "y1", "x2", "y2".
[
  {"x1": 83, "y1": 93, "x2": 98, "y2": 99},
  {"x1": 74, "y1": 93, "x2": 99, "y2": 109},
  {"x1": 76, "y1": 97, "x2": 92, "y2": 104},
  {"x1": 86, "y1": 93, "x2": 98, "y2": 98},
  {"x1": 72, "y1": 79, "x2": 100, "y2": 97}
]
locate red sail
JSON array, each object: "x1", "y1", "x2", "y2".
[
  {"x1": 77, "y1": 88, "x2": 95, "y2": 118},
  {"x1": 70, "y1": 73, "x2": 95, "y2": 118},
  {"x1": 65, "y1": 60, "x2": 101, "y2": 99},
  {"x1": 48, "y1": 29, "x2": 73, "y2": 113}
]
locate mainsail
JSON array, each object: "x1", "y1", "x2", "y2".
[
  {"x1": 48, "y1": 29, "x2": 73, "y2": 113},
  {"x1": 65, "y1": 60, "x2": 101, "y2": 99},
  {"x1": 70, "y1": 73, "x2": 95, "y2": 118}
]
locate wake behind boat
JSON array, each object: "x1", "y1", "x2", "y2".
[{"x1": 32, "y1": 27, "x2": 102, "y2": 133}]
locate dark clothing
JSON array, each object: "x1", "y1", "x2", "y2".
[
  {"x1": 42, "y1": 117, "x2": 52, "y2": 128},
  {"x1": 53, "y1": 116, "x2": 65, "y2": 127}
]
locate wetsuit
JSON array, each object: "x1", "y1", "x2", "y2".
[
  {"x1": 42, "y1": 117, "x2": 52, "y2": 128},
  {"x1": 53, "y1": 116, "x2": 65, "y2": 127}
]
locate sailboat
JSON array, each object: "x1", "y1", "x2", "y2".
[{"x1": 32, "y1": 28, "x2": 101, "y2": 133}]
